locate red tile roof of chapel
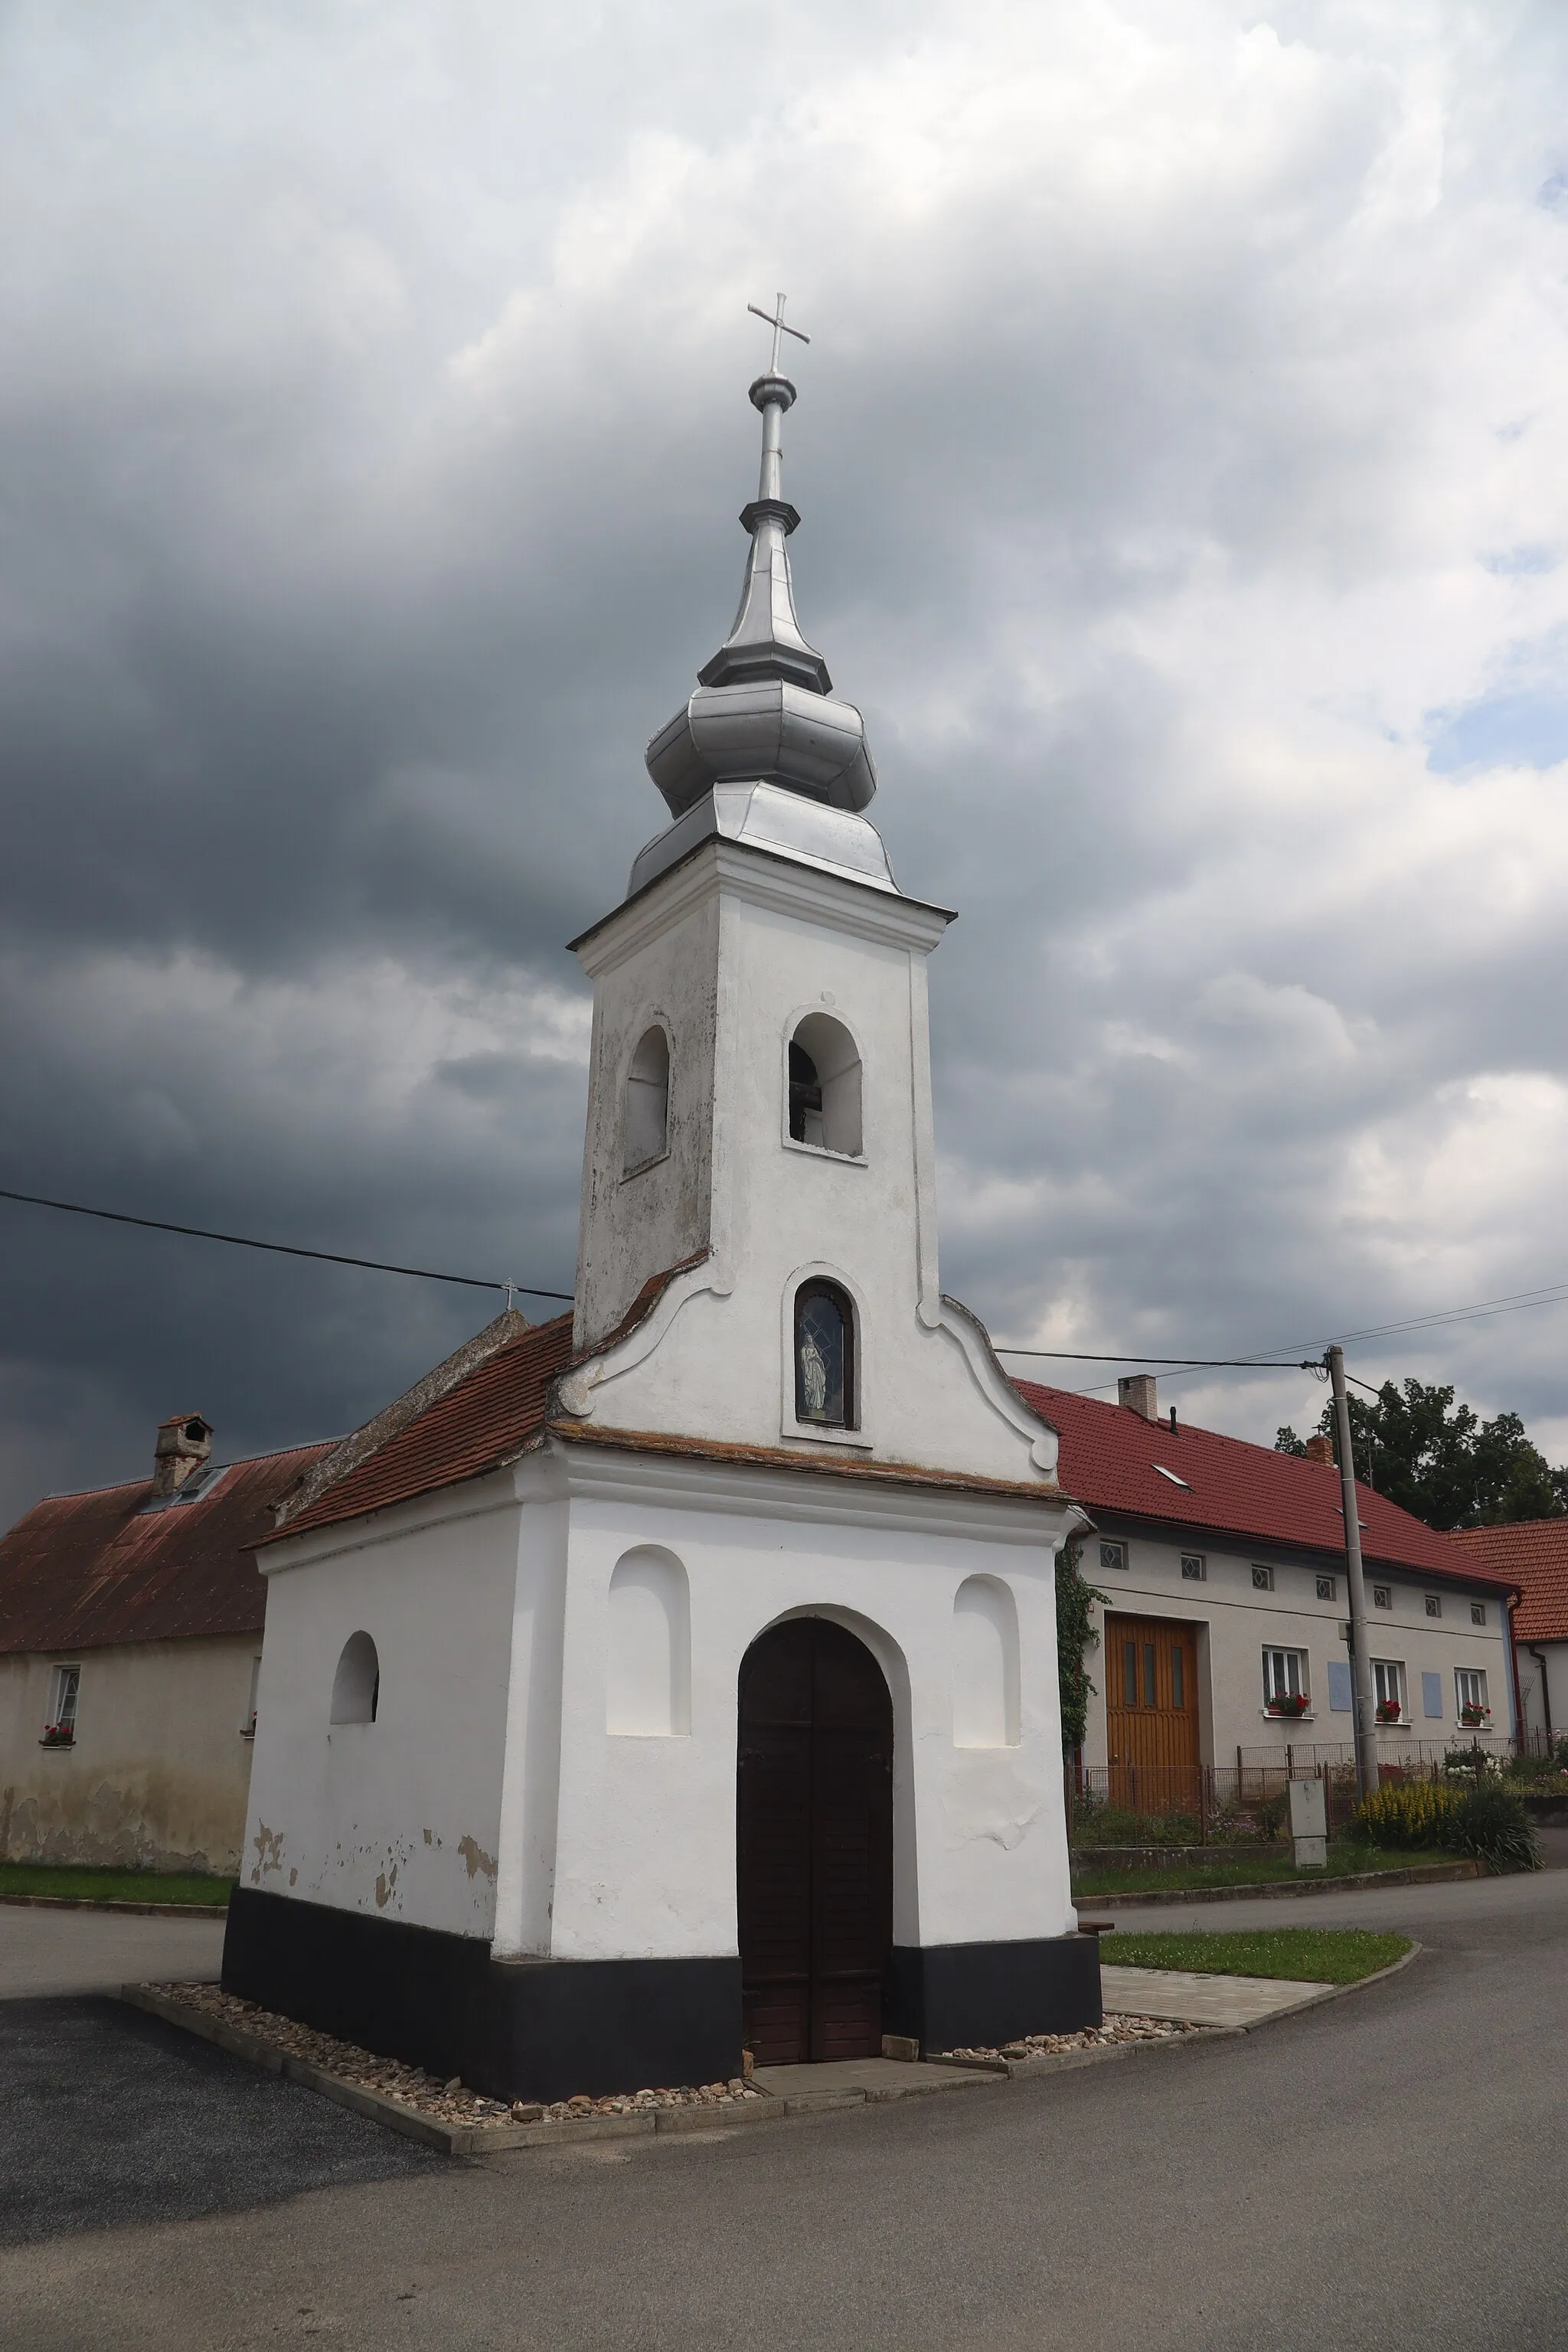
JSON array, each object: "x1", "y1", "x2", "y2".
[
  {"x1": 0, "y1": 1440, "x2": 334, "y2": 1655},
  {"x1": 272, "y1": 1313, "x2": 576, "y2": 1540},
  {"x1": 1014, "y1": 1380, "x2": 1516, "y2": 1592},
  {"x1": 1447, "y1": 1520, "x2": 1568, "y2": 1639}
]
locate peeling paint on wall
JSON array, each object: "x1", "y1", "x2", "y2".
[
  {"x1": 250, "y1": 1822, "x2": 286, "y2": 1883},
  {"x1": 457, "y1": 1834, "x2": 498, "y2": 1881}
]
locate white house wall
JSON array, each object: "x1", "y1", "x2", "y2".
[
  {"x1": 1514, "y1": 1638, "x2": 1568, "y2": 1746},
  {"x1": 1080, "y1": 1530, "x2": 1515, "y2": 1769},
  {"x1": 243, "y1": 1473, "x2": 526, "y2": 1936}
]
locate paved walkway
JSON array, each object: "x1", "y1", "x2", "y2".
[
  {"x1": 0, "y1": 1904, "x2": 225, "y2": 2000},
  {"x1": 753, "y1": 2056, "x2": 992, "y2": 2107},
  {"x1": 1101, "y1": 1961, "x2": 1329, "y2": 2027}
]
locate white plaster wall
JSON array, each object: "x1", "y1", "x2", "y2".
[
  {"x1": 1514, "y1": 1638, "x2": 1568, "y2": 1746},
  {"x1": 574, "y1": 884, "x2": 718, "y2": 1351},
  {"x1": 572, "y1": 846, "x2": 1054, "y2": 1487},
  {"x1": 539, "y1": 1452, "x2": 1080, "y2": 1963},
  {"x1": 0, "y1": 1637, "x2": 259, "y2": 1871},
  {"x1": 243, "y1": 1473, "x2": 529, "y2": 1936},
  {"x1": 1079, "y1": 1530, "x2": 1517, "y2": 1771}
]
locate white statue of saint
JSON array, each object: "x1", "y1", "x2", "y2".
[{"x1": 799, "y1": 1325, "x2": 829, "y2": 1420}]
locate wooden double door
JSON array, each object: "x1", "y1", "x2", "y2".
[
  {"x1": 1104, "y1": 1613, "x2": 1202, "y2": 1813},
  {"x1": 737, "y1": 1619, "x2": 893, "y2": 2066}
]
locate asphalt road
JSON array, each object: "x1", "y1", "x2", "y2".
[
  {"x1": 0, "y1": 1904, "x2": 226, "y2": 1999},
  {"x1": 2, "y1": 1870, "x2": 1566, "y2": 2351}
]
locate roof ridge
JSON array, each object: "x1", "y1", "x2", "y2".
[
  {"x1": 38, "y1": 1433, "x2": 337, "y2": 1506},
  {"x1": 273, "y1": 1308, "x2": 550, "y2": 1532}
]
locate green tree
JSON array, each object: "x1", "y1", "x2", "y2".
[
  {"x1": 1276, "y1": 1377, "x2": 1568, "y2": 1530},
  {"x1": 1056, "y1": 1541, "x2": 1104, "y2": 1755}
]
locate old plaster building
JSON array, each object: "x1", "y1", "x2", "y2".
[
  {"x1": 0, "y1": 1414, "x2": 331, "y2": 1872},
  {"x1": 224, "y1": 349, "x2": 1099, "y2": 2101},
  {"x1": 1449, "y1": 1519, "x2": 1568, "y2": 1751}
]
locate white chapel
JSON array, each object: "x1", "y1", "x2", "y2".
[{"x1": 226, "y1": 322, "x2": 1100, "y2": 2101}]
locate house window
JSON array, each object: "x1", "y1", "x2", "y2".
[
  {"x1": 786, "y1": 1014, "x2": 862, "y2": 1156},
  {"x1": 1455, "y1": 1668, "x2": 1490, "y2": 1727},
  {"x1": 1181, "y1": 1553, "x2": 1206, "y2": 1582},
  {"x1": 794, "y1": 1279, "x2": 855, "y2": 1428},
  {"x1": 1424, "y1": 1594, "x2": 1442, "y2": 1619},
  {"x1": 1122, "y1": 1641, "x2": 1137, "y2": 1707},
  {"x1": 1315, "y1": 1575, "x2": 1336, "y2": 1602},
  {"x1": 1373, "y1": 1659, "x2": 1406, "y2": 1723},
  {"x1": 1372, "y1": 1585, "x2": 1393, "y2": 1611},
  {"x1": 42, "y1": 1664, "x2": 80, "y2": 1747},
  {"x1": 1470, "y1": 1602, "x2": 1486, "y2": 1627},
  {"x1": 1252, "y1": 1565, "x2": 1274, "y2": 1592},
  {"x1": 1263, "y1": 1648, "x2": 1308, "y2": 1710},
  {"x1": 1099, "y1": 1539, "x2": 1127, "y2": 1573},
  {"x1": 243, "y1": 1656, "x2": 261, "y2": 1739},
  {"x1": 622, "y1": 1024, "x2": 671, "y2": 1175}
]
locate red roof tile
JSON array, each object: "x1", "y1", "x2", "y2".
[
  {"x1": 1016, "y1": 1381, "x2": 1515, "y2": 1591},
  {"x1": 1448, "y1": 1521, "x2": 1568, "y2": 1639},
  {"x1": 0, "y1": 1442, "x2": 334, "y2": 1655},
  {"x1": 273, "y1": 1315, "x2": 574, "y2": 1541}
]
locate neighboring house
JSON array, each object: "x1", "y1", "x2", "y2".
[
  {"x1": 1448, "y1": 1520, "x2": 1568, "y2": 1750},
  {"x1": 0, "y1": 1413, "x2": 332, "y2": 1873},
  {"x1": 1013, "y1": 1374, "x2": 1518, "y2": 1802}
]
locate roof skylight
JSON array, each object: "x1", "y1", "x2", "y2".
[{"x1": 1153, "y1": 1465, "x2": 1192, "y2": 1490}]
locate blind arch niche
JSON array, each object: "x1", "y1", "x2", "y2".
[
  {"x1": 606, "y1": 1548, "x2": 691, "y2": 1736},
  {"x1": 331, "y1": 1632, "x2": 380, "y2": 1725},
  {"x1": 952, "y1": 1578, "x2": 1020, "y2": 1748}
]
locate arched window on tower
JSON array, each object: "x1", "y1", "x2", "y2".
[
  {"x1": 786, "y1": 1014, "x2": 862, "y2": 1156},
  {"x1": 794, "y1": 1279, "x2": 856, "y2": 1429},
  {"x1": 330, "y1": 1632, "x2": 380, "y2": 1725},
  {"x1": 623, "y1": 1024, "x2": 670, "y2": 1174}
]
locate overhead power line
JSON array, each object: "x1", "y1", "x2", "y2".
[{"x1": 0, "y1": 1186, "x2": 574, "y2": 1305}]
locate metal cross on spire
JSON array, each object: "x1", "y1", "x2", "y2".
[{"x1": 747, "y1": 291, "x2": 809, "y2": 375}]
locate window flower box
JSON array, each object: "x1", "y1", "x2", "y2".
[
  {"x1": 1458, "y1": 1704, "x2": 1489, "y2": 1729},
  {"x1": 40, "y1": 1723, "x2": 75, "y2": 1748},
  {"x1": 1375, "y1": 1698, "x2": 1403, "y2": 1724},
  {"x1": 1266, "y1": 1693, "x2": 1311, "y2": 1718}
]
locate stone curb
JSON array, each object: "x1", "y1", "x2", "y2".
[
  {"x1": 1081, "y1": 1860, "x2": 1480, "y2": 1909},
  {"x1": 1, "y1": 1893, "x2": 230, "y2": 1918},
  {"x1": 120, "y1": 1945, "x2": 1423, "y2": 2159},
  {"x1": 119, "y1": 1985, "x2": 783, "y2": 2156}
]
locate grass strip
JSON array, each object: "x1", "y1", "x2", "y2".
[
  {"x1": 1098, "y1": 1927, "x2": 1411, "y2": 1985},
  {"x1": 1071, "y1": 1844, "x2": 1449, "y2": 1897},
  {"x1": 0, "y1": 1863, "x2": 235, "y2": 1907}
]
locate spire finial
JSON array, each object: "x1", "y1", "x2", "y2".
[{"x1": 642, "y1": 299, "x2": 877, "y2": 823}]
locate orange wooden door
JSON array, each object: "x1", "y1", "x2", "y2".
[{"x1": 1104, "y1": 1615, "x2": 1201, "y2": 1815}]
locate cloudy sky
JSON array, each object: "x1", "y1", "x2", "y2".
[{"x1": 2, "y1": 0, "x2": 1566, "y2": 1523}]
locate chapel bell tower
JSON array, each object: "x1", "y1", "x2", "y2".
[{"x1": 566, "y1": 302, "x2": 1054, "y2": 1485}]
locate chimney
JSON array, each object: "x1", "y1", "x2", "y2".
[
  {"x1": 152, "y1": 1413, "x2": 213, "y2": 1498},
  {"x1": 1305, "y1": 1433, "x2": 1335, "y2": 1466},
  {"x1": 1118, "y1": 1374, "x2": 1158, "y2": 1423}
]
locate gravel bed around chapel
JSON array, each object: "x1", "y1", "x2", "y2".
[
  {"x1": 942, "y1": 2014, "x2": 1200, "y2": 2061},
  {"x1": 144, "y1": 1982, "x2": 769, "y2": 2122}
]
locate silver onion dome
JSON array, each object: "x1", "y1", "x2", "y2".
[{"x1": 645, "y1": 371, "x2": 877, "y2": 818}]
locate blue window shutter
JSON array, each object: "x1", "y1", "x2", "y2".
[
  {"x1": 1327, "y1": 1660, "x2": 1353, "y2": 1713},
  {"x1": 1423, "y1": 1671, "x2": 1443, "y2": 1720}
]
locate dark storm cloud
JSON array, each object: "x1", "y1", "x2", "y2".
[{"x1": 3, "y1": 0, "x2": 1568, "y2": 1524}]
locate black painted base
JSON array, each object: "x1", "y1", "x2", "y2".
[
  {"x1": 888, "y1": 1932, "x2": 1102, "y2": 2054},
  {"x1": 222, "y1": 1887, "x2": 741, "y2": 2106}
]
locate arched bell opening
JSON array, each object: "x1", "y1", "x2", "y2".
[{"x1": 736, "y1": 1616, "x2": 893, "y2": 2066}]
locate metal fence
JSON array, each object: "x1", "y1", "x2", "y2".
[{"x1": 1069, "y1": 1740, "x2": 1521, "y2": 1847}]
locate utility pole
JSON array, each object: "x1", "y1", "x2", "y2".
[{"x1": 1327, "y1": 1344, "x2": 1380, "y2": 1804}]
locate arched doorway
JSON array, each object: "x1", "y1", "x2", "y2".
[{"x1": 737, "y1": 1617, "x2": 893, "y2": 2065}]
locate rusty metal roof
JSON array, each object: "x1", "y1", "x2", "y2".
[{"x1": 0, "y1": 1441, "x2": 334, "y2": 1655}]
